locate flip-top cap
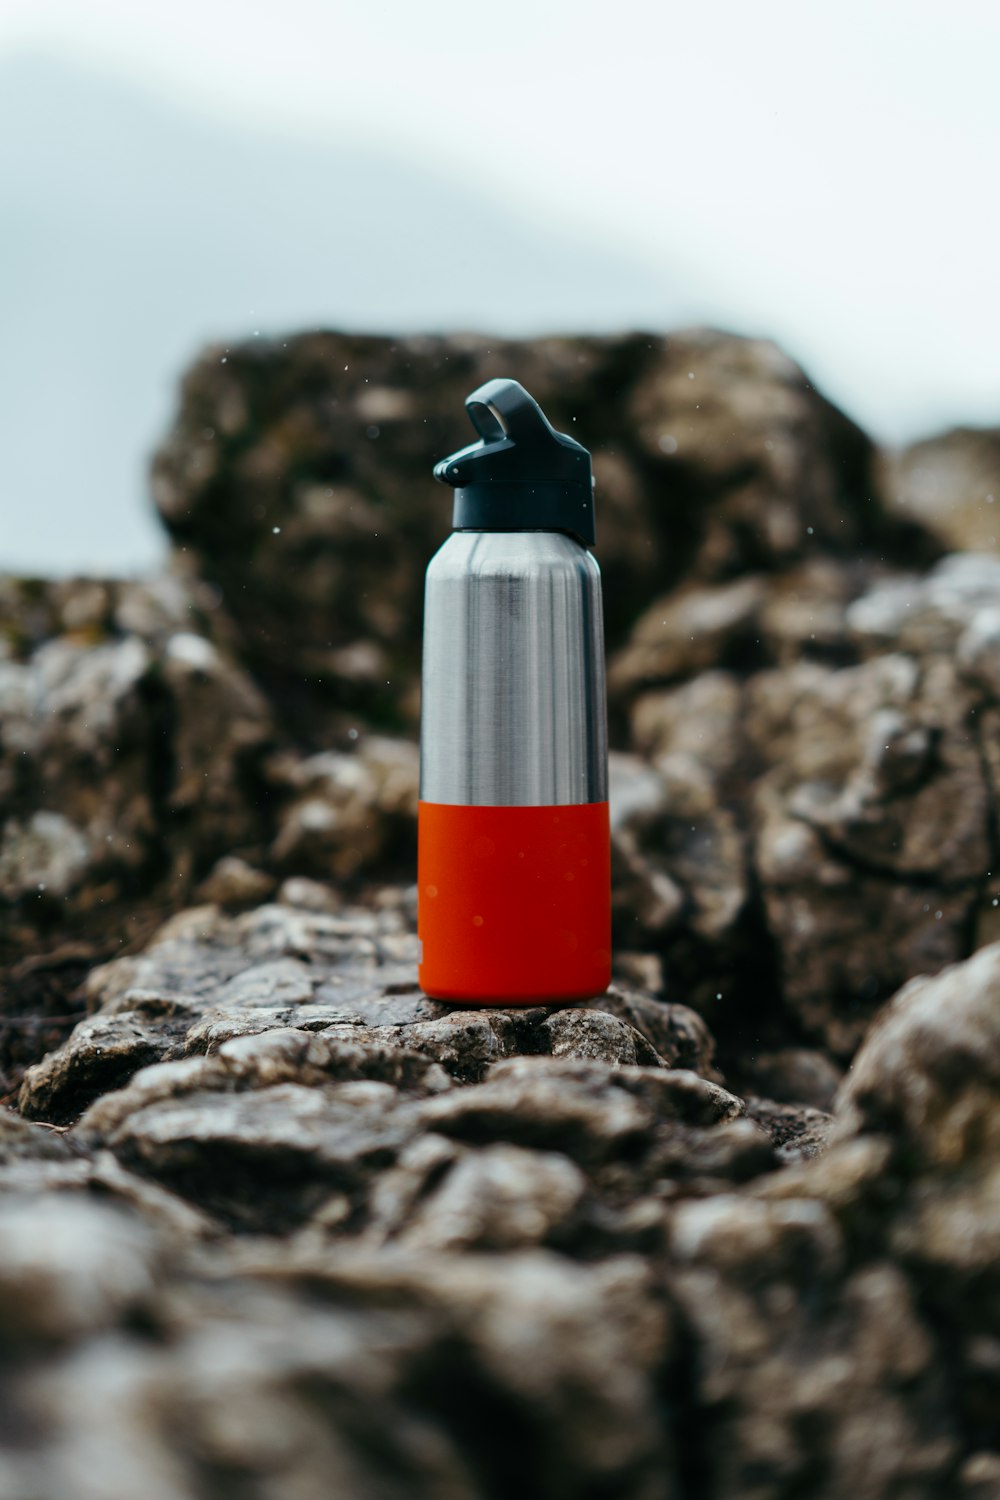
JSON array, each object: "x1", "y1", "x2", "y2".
[{"x1": 434, "y1": 378, "x2": 595, "y2": 547}]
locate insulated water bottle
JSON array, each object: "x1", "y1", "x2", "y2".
[{"x1": 418, "y1": 378, "x2": 610, "y2": 1003}]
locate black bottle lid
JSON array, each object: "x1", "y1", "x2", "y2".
[{"x1": 433, "y1": 378, "x2": 595, "y2": 547}]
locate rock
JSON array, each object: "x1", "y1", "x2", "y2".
[
  {"x1": 4, "y1": 899, "x2": 1000, "y2": 1496},
  {"x1": 835, "y1": 940, "x2": 1000, "y2": 1169},
  {"x1": 0, "y1": 1194, "x2": 157, "y2": 1341},
  {"x1": 71, "y1": 1023, "x2": 453, "y2": 1232},
  {"x1": 327, "y1": 1012, "x2": 520, "y2": 1087},
  {"x1": 7, "y1": 323, "x2": 1000, "y2": 1496},
  {"x1": 960, "y1": 1452, "x2": 1000, "y2": 1499},
  {"x1": 608, "y1": 576, "x2": 768, "y2": 698},
  {"x1": 276, "y1": 875, "x2": 343, "y2": 912},
  {"x1": 839, "y1": 948, "x2": 1000, "y2": 1464},
  {"x1": 15, "y1": 902, "x2": 372, "y2": 1120},
  {"x1": 608, "y1": 752, "x2": 686, "y2": 946},
  {"x1": 37, "y1": 563, "x2": 981, "y2": 1091},
  {"x1": 0, "y1": 1145, "x2": 221, "y2": 1243},
  {"x1": 16, "y1": 896, "x2": 779, "y2": 1260},
  {"x1": 0, "y1": 1107, "x2": 77, "y2": 1162},
  {"x1": 847, "y1": 550, "x2": 1000, "y2": 657},
  {"x1": 0, "y1": 810, "x2": 91, "y2": 902},
  {"x1": 609, "y1": 749, "x2": 751, "y2": 1021},
  {"x1": 418, "y1": 1057, "x2": 744, "y2": 1164},
  {"x1": 0, "y1": 635, "x2": 156, "y2": 901},
  {"x1": 610, "y1": 948, "x2": 666, "y2": 995},
  {"x1": 194, "y1": 855, "x2": 276, "y2": 909},
  {"x1": 623, "y1": 561, "x2": 874, "y2": 735},
  {"x1": 149, "y1": 328, "x2": 922, "y2": 737},
  {"x1": 884, "y1": 425, "x2": 1000, "y2": 552},
  {"x1": 1, "y1": 1227, "x2": 674, "y2": 1499},
  {"x1": 268, "y1": 735, "x2": 418, "y2": 880},
  {"x1": 631, "y1": 670, "x2": 744, "y2": 773},
  {"x1": 757, "y1": 557, "x2": 878, "y2": 665},
  {"x1": 649, "y1": 756, "x2": 747, "y2": 947},
  {"x1": 747, "y1": 644, "x2": 991, "y2": 1056},
  {"x1": 744, "y1": 1097, "x2": 834, "y2": 1163},
  {"x1": 585, "y1": 987, "x2": 719, "y2": 1076},
  {"x1": 158, "y1": 631, "x2": 274, "y2": 871},
  {"x1": 738, "y1": 1048, "x2": 843, "y2": 1111},
  {"x1": 261, "y1": 1247, "x2": 677, "y2": 1499},
  {"x1": 671, "y1": 1194, "x2": 955, "y2": 1499},
  {"x1": 538, "y1": 1007, "x2": 665, "y2": 1067},
  {"x1": 0, "y1": 944, "x2": 94, "y2": 1104},
  {"x1": 19, "y1": 894, "x2": 720, "y2": 1129},
  {"x1": 0, "y1": 591, "x2": 279, "y2": 980},
  {"x1": 19, "y1": 1008, "x2": 187, "y2": 1126},
  {"x1": 625, "y1": 329, "x2": 930, "y2": 578},
  {"x1": 0, "y1": 330, "x2": 968, "y2": 1085},
  {"x1": 606, "y1": 549, "x2": 1000, "y2": 1059},
  {"x1": 92, "y1": 1078, "x2": 424, "y2": 1233},
  {"x1": 396, "y1": 1143, "x2": 588, "y2": 1252},
  {"x1": 791, "y1": 942, "x2": 1000, "y2": 1465}
]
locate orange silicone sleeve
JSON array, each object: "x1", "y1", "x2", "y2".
[{"x1": 417, "y1": 800, "x2": 611, "y2": 1004}]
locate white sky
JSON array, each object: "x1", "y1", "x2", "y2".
[{"x1": 2, "y1": 0, "x2": 999, "y2": 440}]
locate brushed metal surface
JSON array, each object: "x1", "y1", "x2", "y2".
[{"x1": 420, "y1": 531, "x2": 608, "y2": 806}]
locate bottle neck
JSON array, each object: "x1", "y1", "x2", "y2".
[{"x1": 452, "y1": 482, "x2": 595, "y2": 547}]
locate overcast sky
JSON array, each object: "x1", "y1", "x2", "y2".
[
  {"x1": 2, "y1": 0, "x2": 998, "y2": 571},
  {"x1": 6, "y1": 0, "x2": 998, "y2": 437}
]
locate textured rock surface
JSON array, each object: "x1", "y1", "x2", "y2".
[
  {"x1": 2, "y1": 326, "x2": 998, "y2": 1496},
  {"x1": 2, "y1": 898, "x2": 998, "y2": 1498},
  {"x1": 0, "y1": 572, "x2": 275, "y2": 979},
  {"x1": 612, "y1": 553, "x2": 1000, "y2": 1062}
]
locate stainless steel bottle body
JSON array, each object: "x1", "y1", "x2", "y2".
[{"x1": 420, "y1": 530, "x2": 608, "y2": 807}]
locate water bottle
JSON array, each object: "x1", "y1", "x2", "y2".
[{"x1": 418, "y1": 378, "x2": 610, "y2": 1003}]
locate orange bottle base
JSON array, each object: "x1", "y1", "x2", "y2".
[{"x1": 417, "y1": 800, "x2": 611, "y2": 1005}]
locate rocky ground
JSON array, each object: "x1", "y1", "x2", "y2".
[{"x1": 1, "y1": 328, "x2": 999, "y2": 1499}]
